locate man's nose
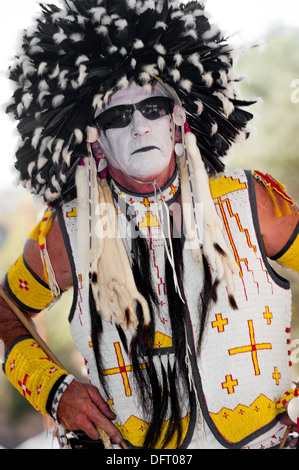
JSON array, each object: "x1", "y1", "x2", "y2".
[{"x1": 131, "y1": 110, "x2": 151, "y2": 137}]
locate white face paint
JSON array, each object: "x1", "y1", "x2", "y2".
[{"x1": 97, "y1": 82, "x2": 176, "y2": 190}]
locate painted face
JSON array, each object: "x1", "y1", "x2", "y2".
[{"x1": 96, "y1": 83, "x2": 176, "y2": 189}]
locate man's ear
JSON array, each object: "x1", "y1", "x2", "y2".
[
  {"x1": 174, "y1": 124, "x2": 182, "y2": 144},
  {"x1": 91, "y1": 139, "x2": 107, "y2": 160},
  {"x1": 86, "y1": 125, "x2": 100, "y2": 143},
  {"x1": 86, "y1": 126, "x2": 107, "y2": 159},
  {"x1": 173, "y1": 105, "x2": 186, "y2": 127}
]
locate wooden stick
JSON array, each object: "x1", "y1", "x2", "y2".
[
  {"x1": 96, "y1": 427, "x2": 115, "y2": 449},
  {"x1": 0, "y1": 285, "x2": 128, "y2": 450},
  {"x1": 279, "y1": 425, "x2": 292, "y2": 449},
  {"x1": 0, "y1": 285, "x2": 64, "y2": 369}
]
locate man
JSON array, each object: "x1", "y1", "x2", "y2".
[{"x1": 1, "y1": 0, "x2": 299, "y2": 449}]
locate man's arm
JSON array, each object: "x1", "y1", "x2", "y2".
[
  {"x1": 0, "y1": 214, "x2": 72, "y2": 348},
  {"x1": 254, "y1": 178, "x2": 299, "y2": 259},
  {"x1": 0, "y1": 214, "x2": 123, "y2": 446},
  {"x1": 255, "y1": 177, "x2": 299, "y2": 447}
]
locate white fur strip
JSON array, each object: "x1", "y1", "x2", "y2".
[
  {"x1": 184, "y1": 132, "x2": 239, "y2": 294},
  {"x1": 78, "y1": 156, "x2": 150, "y2": 334},
  {"x1": 75, "y1": 162, "x2": 92, "y2": 290},
  {"x1": 176, "y1": 152, "x2": 203, "y2": 273}
]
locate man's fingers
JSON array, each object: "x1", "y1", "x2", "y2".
[
  {"x1": 85, "y1": 408, "x2": 123, "y2": 445},
  {"x1": 57, "y1": 380, "x2": 123, "y2": 445},
  {"x1": 77, "y1": 384, "x2": 124, "y2": 444},
  {"x1": 88, "y1": 385, "x2": 116, "y2": 420}
]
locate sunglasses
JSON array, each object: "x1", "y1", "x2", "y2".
[{"x1": 95, "y1": 96, "x2": 174, "y2": 131}]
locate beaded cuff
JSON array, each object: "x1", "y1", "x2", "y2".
[
  {"x1": 271, "y1": 223, "x2": 299, "y2": 274},
  {"x1": 4, "y1": 337, "x2": 68, "y2": 416}
]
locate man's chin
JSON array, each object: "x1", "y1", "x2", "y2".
[
  {"x1": 130, "y1": 156, "x2": 171, "y2": 180},
  {"x1": 131, "y1": 168, "x2": 168, "y2": 183},
  {"x1": 108, "y1": 153, "x2": 175, "y2": 191}
]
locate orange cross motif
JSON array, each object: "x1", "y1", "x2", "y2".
[
  {"x1": 102, "y1": 343, "x2": 147, "y2": 397},
  {"x1": 229, "y1": 320, "x2": 272, "y2": 376}
]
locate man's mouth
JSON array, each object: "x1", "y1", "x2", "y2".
[{"x1": 131, "y1": 146, "x2": 159, "y2": 155}]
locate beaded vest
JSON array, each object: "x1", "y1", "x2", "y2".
[{"x1": 57, "y1": 168, "x2": 292, "y2": 448}]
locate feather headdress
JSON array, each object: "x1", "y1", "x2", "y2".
[{"x1": 6, "y1": 0, "x2": 254, "y2": 204}]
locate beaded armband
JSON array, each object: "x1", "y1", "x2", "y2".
[
  {"x1": 5, "y1": 254, "x2": 54, "y2": 313},
  {"x1": 4, "y1": 206, "x2": 61, "y2": 313},
  {"x1": 271, "y1": 222, "x2": 299, "y2": 274},
  {"x1": 3, "y1": 337, "x2": 68, "y2": 416}
]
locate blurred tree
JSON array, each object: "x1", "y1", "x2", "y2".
[
  {"x1": 0, "y1": 192, "x2": 80, "y2": 448},
  {"x1": 232, "y1": 27, "x2": 299, "y2": 201},
  {"x1": 232, "y1": 27, "x2": 299, "y2": 383}
]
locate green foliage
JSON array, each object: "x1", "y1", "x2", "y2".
[
  {"x1": 232, "y1": 27, "x2": 299, "y2": 200},
  {"x1": 232, "y1": 27, "x2": 299, "y2": 382}
]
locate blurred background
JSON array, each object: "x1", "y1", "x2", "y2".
[{"x1": 0, "y1": 0, "x2": 299, "y2": 449}]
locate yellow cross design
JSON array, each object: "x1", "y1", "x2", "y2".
[
  {"x1": 102, "y1": 343, "x2": 147, "y2": 397},
  {"x1": 272, "y1": 367, "x2": 281, "y2": 386},
  {"x1": 212, "y1": 313, "x2": 228, "y2": 333},
  {"x1": 140, "y1": 197, "x2": 152, "y2": 208},
  {"x1": 263, "y1": 306, "x2": 273, "y2": 325},
  {"x1": 222, "y1": 375, "x2": 238, "y2": 394},
  {"x1": 228, "y1": 320, "x2": 272, "y2": 376}
]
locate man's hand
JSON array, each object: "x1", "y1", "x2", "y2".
[{"x1": 57, "y1": 380, "x2": 123, "y2": 446}]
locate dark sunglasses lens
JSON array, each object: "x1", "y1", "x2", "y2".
[
  {"x1": 96, "y1": 97, "x2": 173, "y2": 130},
  {"x1": 141, "y1": 97, "x2": 173, "y2": 120},
  {"x1": 96, "y1": 105, "x2": 132, "y2": 130}
]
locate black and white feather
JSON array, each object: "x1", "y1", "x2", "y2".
[{"x1": 6, "y1": 0, "x2": 255, "y2": 203}]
